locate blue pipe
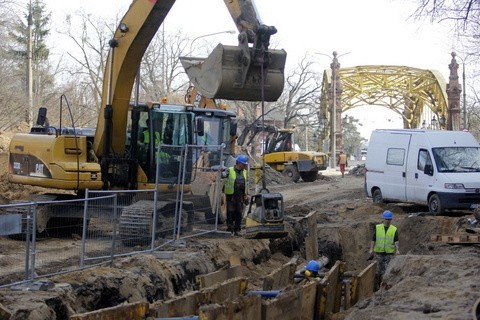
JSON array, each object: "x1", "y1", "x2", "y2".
[
  {"x1": 247, "y1": 290, "x2": 282, "y2": 298},
  {"x1": 155, "y1": 317, "x2": 199, "y2": 320}
]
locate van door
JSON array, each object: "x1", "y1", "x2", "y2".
[
  {"x1": 381, "y1": 133, "x2": 412, "y2": 201},
  {"x1": 406, "y1": 148, "x2": 435, "y2": 205}
]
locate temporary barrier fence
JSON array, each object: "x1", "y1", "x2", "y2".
[{"x1": 0, "y1": 144, "x2": 230, "y2": 287}]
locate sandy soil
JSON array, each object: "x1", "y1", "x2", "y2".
[{"x1": 0, "y1": 135, "x2": 479, "y2": 319}]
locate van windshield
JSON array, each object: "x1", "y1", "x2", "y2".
[{"x1": 432, "y1": 147, "x2": 480, "y2": 172}]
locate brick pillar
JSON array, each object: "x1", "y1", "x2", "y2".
[
  {"x1": 329, "y1": 51, "x2": 343, "y2": 165},
  {"x1": 446, "y1": 52, "x2": 462, "y2": 131}
]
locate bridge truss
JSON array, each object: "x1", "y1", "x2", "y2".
[{"x1": 318, "y1": 65, "x2": 449, "y2": 154}]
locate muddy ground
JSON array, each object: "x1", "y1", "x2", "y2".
[{"x1": 0, "y1": 149, "x2": 479, "y2": 319}]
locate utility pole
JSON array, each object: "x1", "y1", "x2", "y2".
[
  {"x1": 26, "y1": 0, "x2": 33, "y2": 126},
  {"x1": 462, "y1": 60, "x2": 467, "y2": 130}
]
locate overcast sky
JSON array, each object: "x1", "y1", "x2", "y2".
[{"x1": 40, "y1": 0, "x2": 456, "y2": 138}]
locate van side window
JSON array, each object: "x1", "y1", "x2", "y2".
[
  {"x1": 417, "y1": 149, "x2": 432, "y2": 171},
  {"x1": 386, "y1": 148, "x2": 405, "y2": 166}
]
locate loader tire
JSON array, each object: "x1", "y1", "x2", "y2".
[
  {"x1": 283, "y1": 165, "x2": 300, "y2": 183},
  {"x1": 300, "y1": 171, "x2": 318, "y2": 182}
]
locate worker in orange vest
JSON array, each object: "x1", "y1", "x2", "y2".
[{"x1": 337, "y1": 150, "x2": 348, "y2": 178}]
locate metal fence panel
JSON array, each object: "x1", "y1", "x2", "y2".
[
  {"x1": 0, "y1": 144, "x2": 230, "y2": 286},
  {"x1": 0, "y1": 214, "x2": 22, "y2": 235},
  {"x1": 0, "y1": 202, "x2": 34, "y2": 285},
  {"x1": 32, "y1": 198, "x2": 89, "y2": 278}
]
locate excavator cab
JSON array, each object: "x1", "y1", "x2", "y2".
[{"x1": 244, "y1": 192, "x2": 287, "y2": 239}]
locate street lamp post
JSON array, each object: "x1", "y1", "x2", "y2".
[
  {"x1": 189, "y1": 30, "x2": 236, "y2": 55},
  {"x1": 456, "y1": 53, "x2": 474, "y2": 130},
  {"x1": 315, "y1": 51, "x2": 350, "y2": 168}
]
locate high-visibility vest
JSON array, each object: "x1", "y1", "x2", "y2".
[
  {"x1": 224, "y1": 167, "x2": 247, "y2": 195},
  {"x1": 143, "y1": 130, "x2": 161, "y2": 145},
  {"x1": 374, "y1": 224, "x2": 397, "y2": 254},
  {"x1": 143, "y1": 130, "x2": 169, "y2": 164}
]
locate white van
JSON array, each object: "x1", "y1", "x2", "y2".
[{"x1": 365, "y1": 129, "x2": 480, "y2": 215}]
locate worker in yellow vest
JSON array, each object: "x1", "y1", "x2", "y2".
[
  {"x1": 368, "y1": 210, "x2": 400, "y2": 286},
  {"x1": 141, "y1": 118, "x2": 169, "y2": 164},
  {"x1": 223, "y1": 155, "x2": 249, "y2": 236}
]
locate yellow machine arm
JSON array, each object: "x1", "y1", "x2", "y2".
[
  {"x1": 93, "y1": 0, "x2": 176, "y2": 157},
  {"x1": 184, "y1": 86, "x2": 226, "y2": 109},
  {"x1": 95, "y1": 0, "x2": 286, "y2": 159}
]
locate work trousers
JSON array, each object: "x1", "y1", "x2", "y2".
[
  {"x1": 226, "y1": 197, "x2": 244, "y2": 232},
  {"x1": 375, "y1": 253, "x2": 393, "y2": 276}
]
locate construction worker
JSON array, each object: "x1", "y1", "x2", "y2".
[
  {"x1": 141, "y1": 118, "x2": 170, "y2": 165},
  {"x1": 223, "y1": 154, "x2": 249, "y2": 236},
  {"x1": 369, "y1": 210, "x2": 400, "y2": 284},
  {"x1": 294, "y1": 260, "x2": 322, "y2": 283},
  {"x1": 337, "y1": 150, "x2": 348, "y2": 177},
  {"x1": 142, "y1": 119, "x2": 160, "y2": 145}
]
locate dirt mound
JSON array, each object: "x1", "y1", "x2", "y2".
[
  {"x1": 349, "y1": 163, "x2": 366, "y2": 176},
  {"x1": 261, "y1": 166, "x2": 293, "y2": 185}
]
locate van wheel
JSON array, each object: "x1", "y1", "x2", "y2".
[
  {"x1": 428, "y1": 194, "x2": 444, "y2": 215},
  {"x1": 372, "y1": 189, "x2": 383, "y2": 203},
  {"x1": 283, "y1": 165, "x2": 300, "y2": 183}
]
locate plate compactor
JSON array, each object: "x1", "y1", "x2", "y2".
[{"x1": 244, "y1": 192, "x2": 288, "y2": 239}]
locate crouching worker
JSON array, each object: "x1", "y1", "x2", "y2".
[{"x1": 294, "y1": 260, "x2": 322, "y2": 283}]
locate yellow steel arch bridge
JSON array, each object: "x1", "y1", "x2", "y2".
[{"x1": 318, "y1": 64, "x2": 450, "y2": 158}]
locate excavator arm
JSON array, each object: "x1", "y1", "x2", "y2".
[
  {"x1": 222, "y1": 0, "x2": 279, "y2": 68},
  {"x1": 237, "y1": 121, "x2": 278, "y2": 147},
  {"x1": 95, "y1": 0, "x2": 286, "y2": 160},
  {"x1": 93, "y1": 0, "x2": 176, "y2": 157}
]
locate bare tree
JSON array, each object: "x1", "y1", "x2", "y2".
[
  {"x1": 141, "y1": 30, "x2": 191, "y2": 102},
  {"x1": 54, "y1": 11, "x2": 114, "y2": 127},
  {"x1": 274, "y1": 54, "x2": 321, "y2": 129},
  {"x1": 467, "y1": 86, "x2": 480, "y2": 140},
  {"x1": 411, "y1": 0, "x2": 480, "y2": 61},
  {"x1": 413, "y1": 0, "x2": 480, "y2": 25},
  {"x1": 411, "y1": 0, "x2": 480, "y2": 136},
  {"x1": 56, "y1": 11, "x2": 193, "y2": 127}
]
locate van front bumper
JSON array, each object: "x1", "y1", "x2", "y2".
[{"x1": 437, "y1": 191, "x2": 480, "y2": 209}]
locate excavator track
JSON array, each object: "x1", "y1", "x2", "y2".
[
  {"x1": 119, "y1": 200, "x2": 167, "y2": 246},
  {"x1": 119, "y1": 200, "x2": 193, "y2": 246}
]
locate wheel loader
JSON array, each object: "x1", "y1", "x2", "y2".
[
  {"x1": 5, "y1": 0, "x2": 287, "y2": 241},
  {"x1": 238, "y1": 123, "x2": 329, "y2": 182}
]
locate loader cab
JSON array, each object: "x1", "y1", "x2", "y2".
[{"x1": 192, "y1": 108, "x2": 237, "y2": 165}]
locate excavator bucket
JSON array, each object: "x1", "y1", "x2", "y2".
[{"x1": 181, "y1": 44, "x2": 287, "y2": 102}]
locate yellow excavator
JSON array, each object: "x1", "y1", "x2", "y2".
[{"x1": 7, "y1": 0, "x2": 287, "y2": 239}]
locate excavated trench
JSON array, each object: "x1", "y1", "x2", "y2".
[
  {"x1": 2, "y1": 173, "x2": 479, "y2": 319},
  {"x1": 1, "y1": 207, "x2": 352, "y2": 319}
]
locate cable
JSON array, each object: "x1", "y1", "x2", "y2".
[{"x1": 60, "y1": 94, "x2": 80, "y2": 192}]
